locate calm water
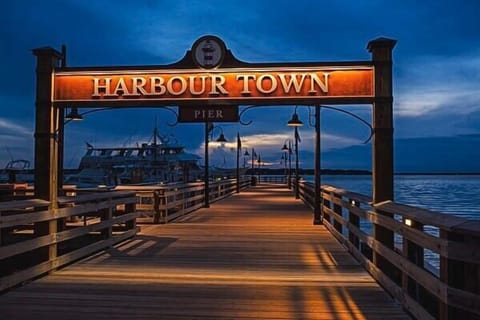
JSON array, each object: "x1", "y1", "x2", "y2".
[{"x1": 305, "y1": 175, "x2": 480, "y2": 220}]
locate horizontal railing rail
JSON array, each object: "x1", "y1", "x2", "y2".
[
  {"x1": 257, "y1": 175, "x2": 288, "y2": 184},
  {"x1": 298, "y1": 180, "x2": 480, "y2": 320},
  {"x1": 0, "y1": 191, "x2": 137, "y2": 292},
  {"x1": 115, "y1": 176, "x2": 251, "y2": 223}
]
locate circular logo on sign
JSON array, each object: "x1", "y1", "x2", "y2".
[{"x1": 192, "y1": 36, "x2": 226, "y2": 69}]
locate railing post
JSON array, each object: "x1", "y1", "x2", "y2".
[
  {"x1": 439, "y1": 228, "x2": 480, "y2": 319},
  {"x1": 323, "y1": 190, "x2": 331, "y2": 224},
  {"x1": 369, "y1": 38, "x2": 397, "y2": 283},
  {"x1": 348, "y1": 198, "x2": 360, "y2": 249},
  {"x1": 100, "y1": 206, "x2": 113, "y2": 239},
  {"x1": 153, "y1": 191, "x2": 161, "y2": 224},
  {"x1": 33, "y1": 47, "x2": 63, "y2": 266},
  {"x1": 125, "y1": 201, "x2": 136, "y2": 231},
  {"x1": 333, "y1": 193, "x2": 343, "y2": 234},
  {"x1": 402, "y1": 218, "x2": 425, "y2": 308}
]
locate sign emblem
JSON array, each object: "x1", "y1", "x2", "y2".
[{"x1": 192, "y1": 35, "x2": 226, "y2": 69}]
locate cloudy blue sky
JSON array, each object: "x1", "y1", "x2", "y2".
[{"x1": 1, "y1": 0, "x2": 480, "y2": 172}]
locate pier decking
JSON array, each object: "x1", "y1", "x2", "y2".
[{"x1": 0, "y1": 185, "x2": 409, "y2": 319}]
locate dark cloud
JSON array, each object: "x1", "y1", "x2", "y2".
[{"x1": 1, "y1": 0, "x2": 479, "y2": 171}]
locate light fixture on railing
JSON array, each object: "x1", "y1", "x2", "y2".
[{"x1": 404, "y1": 218, "x2": 412, "y2": 227}]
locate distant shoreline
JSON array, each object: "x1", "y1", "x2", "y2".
[{"x1": 252, "y1": 168, "x2": 480, "y2": 176}]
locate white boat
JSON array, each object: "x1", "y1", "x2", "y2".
[
  {"x1": 65, "y1": 128, "x2": 202, "y2": 187},
  {"x1": 0, "y1": 159, "x2": 34, "y2": 183}
]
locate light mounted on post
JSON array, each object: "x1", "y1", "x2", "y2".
[
  {"x1": 244, "y1": 149, "x2": 250, "y2": 156},
  {"x1": 287, "y1": 106, "x2": 304, "y2": 127},
  {"x1": 281, "y1": 144, "x2": 289, "y2": 151},
  {"x1": 216, "y1": 133, "x2": 227, "y2": 143},
  {"x1": 65, "y1": 107, "x2": 83, "y2": 121}
]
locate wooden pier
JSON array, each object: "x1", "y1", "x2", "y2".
[{"x1": 0, "y1": 184, "x2": 408, "y2": 319}]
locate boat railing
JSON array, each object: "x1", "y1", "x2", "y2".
[
  {"x1": 0, "y1": 191, "x2": 138, "y2": 292},
  {"x1": 297, "y1": 180, "x2": 480, "y2": 320}
]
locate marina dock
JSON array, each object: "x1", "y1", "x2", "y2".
[{"x1": 0, "y1": 184, "x2": 409, "y2": 319}]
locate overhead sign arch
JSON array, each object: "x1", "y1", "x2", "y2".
[{"x1": 33, "y1": 34, "x2": 396, "y2": 212}]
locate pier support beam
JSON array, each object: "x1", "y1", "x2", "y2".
[
  {"x1": 33, "y1": 47, "x2": 63, "y2": 263},
  {"x1": 368, "y1": 38, "x2": 397, "y2": 280}
]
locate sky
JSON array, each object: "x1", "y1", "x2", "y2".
[{"x1": 1, "y1": 0, "x2": 480, "y2": 173}]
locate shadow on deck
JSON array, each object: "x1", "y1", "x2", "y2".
[{"x1": 0, "y1": 184, "x2": 409, "y2": 319}]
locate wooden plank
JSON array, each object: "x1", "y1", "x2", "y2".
[
  {"x1": 0, "y1": 229, "x2": 136, "y2": 292},
  {"x1": 0, "y1": 199, "x2": 50, "y2": 211},
  {"x1": 1, "y1": 197, "x2": 137, "y2": 228},
  {"x1": 374, "y1": 200, "x2": 466, "y2": 230},
  {"x1": 57, "y1": 191, "x2": 136, "y2": 205}
]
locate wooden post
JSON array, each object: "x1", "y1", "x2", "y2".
[
  {"x1": 402, "y1": 219, "x2": 425, "y2": 307},
  {"x1": 204, "y1": 121, "x2": 210, "y2": 208},
  {"x1": 348, "y1": 198, "x2": 360, "y2": 249},
  {"x1": 125, "y1": 202, "x2": 136, "y2": 230},
  {"x1": 439, "y1": 226, "x2": 480, "y2": 319},
  {"x1": 368, "y1": 37, "x2": 397, "y2": 279},
  {"x1": 57, "y1": 45, "x2": 66, "y2": 195},
  {"x1": 333, "y1": 193, "x2": 343, "y2": 234},
  {"x1": 100, "y1": 207, "x2": 113, "y2": 239},
  {"x1": 32, "y1": 47, "x2": 63, "y2": 264},
  {"x1": 153, "y1": 191, "x2": 161, "y2": 224},
  {"x1": 323, "y1": 193, "x2": 331, "y2": 224}
]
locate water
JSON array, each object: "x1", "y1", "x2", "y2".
[{"x1": 305, "y1": 174, "x2": 480, "y2": 220}]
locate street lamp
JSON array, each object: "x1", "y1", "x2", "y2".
[
  {"x1": 250, "y1": 148, "x2": 257, "y2": 185},
  {"x1": 235, "y1": 133, "x2": 242, "y2": 193},
  {"x1": 257, "y1": 154, "x2": 261, "y2": 184},
  {"x1": 287, "y1": 106, "x2": 303, "y2": 199},
  {"x1": 204, "y1": 122, "x2": 228, "y2": 208},
  {"x1": 243, "y1": 148, "x2": 250, "y2": 168},
  {"x1": 281, "y1": 140, "x2": 292, "y2": 189},
  {"x1": 65, "y1": 107, "x2": 84, "y2": 121}
]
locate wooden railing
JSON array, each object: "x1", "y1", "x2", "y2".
[
  {"x1": 0, "y1": 191, "x2": 137, "y2": 292},
  {"x1": 258, "y1": 175, "x2": 288, "y2": 184},
  {"x1": 116, "y1": 177, "x2": 251, "y2": 223},
  {"x1": 298, "y1": 180, "x2": 480, "y2": 320}
]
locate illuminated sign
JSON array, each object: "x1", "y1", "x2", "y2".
[
  {"x1": 178, "y1": 106, "x2": 238, "y2": 123},
  {"x1": 53, "y1": 67, "x2": 373, "y2": 106}
]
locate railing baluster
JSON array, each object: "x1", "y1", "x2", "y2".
[
  {"x1": 333, "y1": 192, "x2": 343, "y2": 234},
  {"x1": 348, "y1": 198, "x2": 360, "y2": 250}
]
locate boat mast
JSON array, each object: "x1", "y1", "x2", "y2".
[{"x1": 153, "y1": 117, "x2": 158, "y2": 180}]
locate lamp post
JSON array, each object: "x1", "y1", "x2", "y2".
[
  {"x1": 236, "y1": 133, "x2": 241, "y2": 193},
  {"x1": 257, "y1": 154, "x2": 261, "y2": 184},
  {"x1": 281, "y1": 140, "x2": 292, "y2": 189},
  {"x1": 250, "y1": 148, "x2": 256, "y2": 186},
  {"x1": 313, "y1": 105, "x2": 322, "y2": 225},
  {"x1": 204, "y1": 122, "x2": 227, "y2": 208},
  {"x1": 287, "y1": 107, "x2": 303, "y2": 199}
]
